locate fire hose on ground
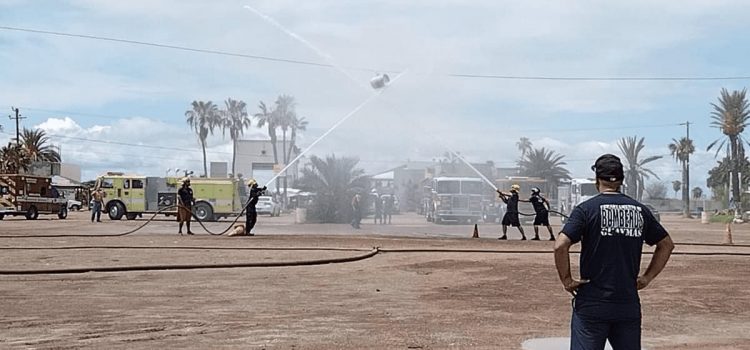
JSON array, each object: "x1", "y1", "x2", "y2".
[{"x1": 0, "y1": 245, "x2": 748, "y2": 275}]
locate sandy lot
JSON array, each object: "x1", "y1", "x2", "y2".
[{"x1": 0, "y1": 211, "x2": 749, "y2": 349}]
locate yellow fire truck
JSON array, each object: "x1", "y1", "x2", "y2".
[
  {"x1": 95, "y1": 172, "x2": 243, "y2": 221},
  {"x1": 0, "y1": 174, "x2": 68, "y2": 220}
]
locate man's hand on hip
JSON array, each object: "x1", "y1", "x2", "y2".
[{"x1": 564, "y1": 278, "x2": 590, "y2": 295}]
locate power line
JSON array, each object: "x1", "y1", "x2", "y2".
[
  {"x1": 0, "y1": 25, "x2": 388, "y2": 73},
  {"x1": 3, "y1": 25, "x2": 750, "y2": 81}
]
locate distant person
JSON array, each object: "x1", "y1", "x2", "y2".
[
  {"x1": 554, "y1": 154, "x2": 674, "y2": 350},
  {"x1": 529, "y1": 187, "x2": 555, "y2": 241},
  {"x1": 497, "y1": 184, "x2": 527, "y2": 240},
  {"x1": 244, "y1": 179, "x2": 267, "y2": 236},
  {"x1": 351, "y1": 193, "x2": 362, "y2": 229},
  {"x1": 90, "y1": 188, "x2": 104, "y2": 223},
  {"x1": 374, "y1": 192, "x2": 383, "y2": 224},
  {"x1": 177, "y1": 177, "x2": 195, "y2": 235},
  {"x1": 383, "y1": 195, "x2": 395, "y2": 224}
]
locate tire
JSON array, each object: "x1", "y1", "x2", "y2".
[
  {"x1": 25, "y1": 206, "x2": 39, "y2": 220},
  {"x1": 58, "y1": 207, "x2": 68, "y2": 219},
  {"x1": 71, "y1": 205, "x2": 81, "y2": 211},
  {"x1": 126, "y1": 213, "x2": 138, "y2": 220},
  {"x1": 0, "y1": 214, "x2": 4, "y2": 220},
  {"x1": 108, "y1": 202, "x2": 125, "y2": 220},
  {"x1": 193, "y1": 202, "x2": 214, "y2": 222}
]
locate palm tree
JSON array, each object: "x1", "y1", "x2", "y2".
[
  {"x1": 618, "y1": 136, "x2": 662, "y2": 201},
  {"x1": 274, "y1": 94, "x2": 296, "y2": 207},
  {"x1": 707, "y1": 156, "x2": 750, "y2": 205},
  {"x1": 254, "y1": 100, "x2": 280, "y2": 192},
  {"x1": 185, "y1": 100, "x2": 220, "y2": 177},
  {"x1": 669, "y1": 137, "x2": 695, "y2": 217},
  {"x1": 707, "y1": 88, "x2": 750, "y2": 217},
  {"x1": 518, "y1": 147, "x2": 571, "y2": 195},
  {"x1": 287, "y1": 115, "x2": 308, "y2": 165},
  {"x1": 692, "y1": 187, "x2": 703, "y2": 200},
  {"x1": 672, "y1": 180, "x2": 681, "y2": 199},
  {"x1": 20, "y1": 128, "x2": 60, "y2": 162},
  {"x1": 221, "y1": 98, "x2": 251, "y2": 177},
  {"x1": 0, "y1": 142, "x2": 30, "y2": 173},
  {"x1": 516, "y1": 137, "x2": 532, "y2": 173},
  {"x1": 296, "y1": 154, "x2": 369, "y2": 223}
]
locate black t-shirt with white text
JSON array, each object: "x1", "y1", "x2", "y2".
[{"x1": 561, "y1": 193, "x2": 668, "y2": 304}]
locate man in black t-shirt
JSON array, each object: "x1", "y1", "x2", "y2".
[
  {"x1": 497, "y1": 184, "x2": 527, "y2": 240},
  {"x1": 554, "y1": 154, "x2": 674, "y2": 350},
  {"x1": 529, "y1": 187, "x2": 555, "y2": 241}
]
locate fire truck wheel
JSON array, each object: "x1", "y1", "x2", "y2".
[
  {"x1": 126, "y1": 213, "x2": 138, "y2": 220},
  {"x1": 108, "y1": 202, "x2": 125, "y2": 220},
  {"x1": 25, "y1": 206, "x2": 39, "y2": 220},
  {"x1": 193, "y1": 202, "x2": 214, "y2": 222},
  {"x1": 0, "y1": 214, "x2": 4, "y2": 220},
  {"x1": 58, "y1": 207, "x2": 68, "y2": 219}
]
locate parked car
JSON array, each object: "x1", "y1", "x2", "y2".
[
  {"x1": 645, "y1": 203, "x2": 661, "y2": 222},
  {"x1": 67, "y1": 199, "x2": 83, "y2": 211},
  {"x1": 257, "y1": 196, "x2": 281, "y2": 216}
]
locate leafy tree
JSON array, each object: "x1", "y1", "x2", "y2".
[
  {"x1": 20, "y1": 128, "x2": 60, "y2": 162},
  {"x1": 220, "y1": 98, "x2": 251, "y2": 176},
  {"x1": 287, "y1": 115, "x2": 308, "y2": 165},
  {"x1": 618, "y1": 136, "x2": 662, "y2": 201},
  {"x1": 296, "y1": 154, "x2": 369, "y2": 223},
  {"x1": 692, "y1": 187, "x2": 703, "y2": 200},
  {"x1": 707, "y1": 88, "x2": 750, "y2": 216},
  {"x1": 185, "y1": 100, "x2": 220, "y2": 177},
  {"x1": 672, "y1": 180, "x2": 681, "y2": 199},
  {"x1": 0, "y1": 142, "x2": 30, "y2": 173},
  {"x1": 645, "y1": 181, "x2": 668, "y2": 200},
  {"x1": 707, "y1": 156, "x2": 750, "y2": 205},
  {"x1": 518, "y1": 147, "x2": 571, "y2": 195},
  {"x1": 669, "y1": 137, "x2": 695, "y2": 217}
]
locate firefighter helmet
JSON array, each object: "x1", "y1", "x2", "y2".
[
  {"x1": 531, "y1": 187, "x2": 541, "y2": 194},
  {"x1": 246, "y1": 178, "x2": 257, "y2": 187},
  {"x1": 180, "y1": 177, "x2": 191, "y2": 185},
  {"x1": 510, "y1": 184, "x2": 521, "y2": 192}
]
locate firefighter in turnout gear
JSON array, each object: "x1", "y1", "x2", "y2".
[
  {"x1": 497, "y1": 184, "x2": 527, "y2": 240},
  {"x1": 245, "y1": 179, "x2": 267, "y2": 236},
  {"x1": 177, "y1": 177, "x2": 195, "y2": 235},
  {"x1": 529, "y1": 187, "x2": 556, "y2": 241}
]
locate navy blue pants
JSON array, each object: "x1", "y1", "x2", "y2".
[{"x1": 571, "y1": 299, "x2": 641, "y2": 350}]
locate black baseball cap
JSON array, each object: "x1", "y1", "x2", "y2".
[{"x1": 591, "y1": 154, "x2": 624, "y2": 182}]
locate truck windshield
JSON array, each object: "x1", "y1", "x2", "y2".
[
  {"x1": 436, "y1": 181, "x2": 460, "y2": 194},
  {"x1": 581, "y1": 183, "x2": 598, "y2": 196},
  {"x1": 461, "y1": 181, "x2": 484, "y2": 194}
]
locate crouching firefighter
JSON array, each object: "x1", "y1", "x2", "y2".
[{"x1": 245, "y1": 179, "x2": 267, "y2": 236}]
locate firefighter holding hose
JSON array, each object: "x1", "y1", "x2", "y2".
[
  {"x1": 244, "y1": 179, "x2": 267, "y2": 236},
  {"x1": 529, "y1": 187, "x2": 556, "y2": 241},
  {"x1": 497, "y1": 184, "x2": 527, "y2": 240}
]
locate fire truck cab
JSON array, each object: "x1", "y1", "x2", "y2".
[
  {"x1": 0, "y1": 174, "x2": 68, "y2": 220},
  {"x1": 425, "y1": 177, "x2": 484, "y2": 224}
]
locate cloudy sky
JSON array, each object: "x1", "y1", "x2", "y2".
[{"x1": 2, "y1": 0, "x2": 750, "y2": 193}]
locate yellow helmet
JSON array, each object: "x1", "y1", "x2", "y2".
[
  {"x1": 246, "y1": 178, "x2": 257, "y2": 187},
  {"x1": 180, "y1": 177, "x2": 191, "y2": 184},
  {"x1": 510, "y1": 184, "x2": 521, "y2": 192}
]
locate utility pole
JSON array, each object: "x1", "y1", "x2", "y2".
[
  {"x1": 8, "y1": 107, "x2": 26, "y2": 146},
  {"x1": 679, "y1": 121, "x2": 691, "y2": 218}
]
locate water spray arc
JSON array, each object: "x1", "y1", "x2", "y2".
[{"x1": 265, "y1": 72, "x2": 406, "y2": 187}]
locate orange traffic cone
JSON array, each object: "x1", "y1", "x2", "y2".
[
  {"x1": 472, "y1": 224, "x2": 479, "y2": 238},
  {"x1": 723, "y1": 223, "x2": 734, "y2": 245}
]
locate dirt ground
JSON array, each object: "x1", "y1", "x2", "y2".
[{"x1": 0, "y1": 211, "x2": 748, "y2": 349}]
